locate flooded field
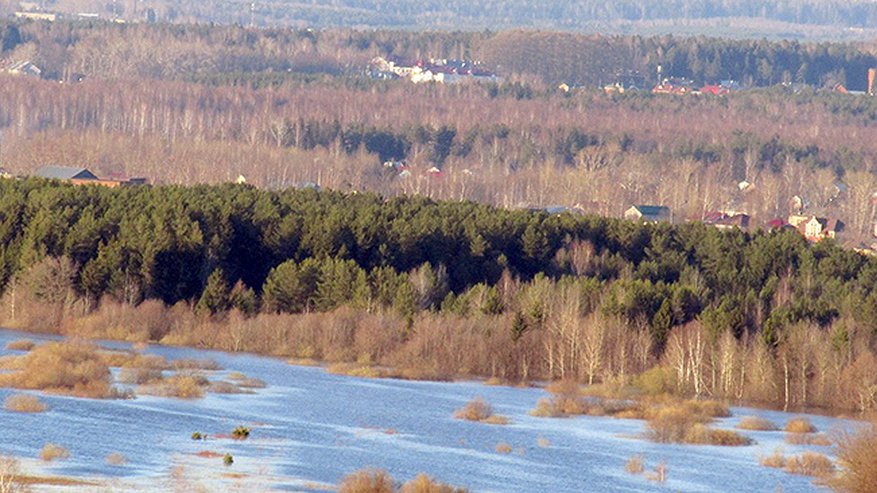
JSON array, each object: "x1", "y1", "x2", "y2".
[{"x1": 0, "y1": 329, "x2": 854, "y2": 492}]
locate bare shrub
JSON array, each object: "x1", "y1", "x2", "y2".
[
  {"x1": 172, "y1": 359, "x2": 221, "y2": 371},
  {"x1": 226, "y1": 372, "x2": 267, "y2": 388},
  {"x1": 625, "y1": 455, "x2": 645, "y2": 474},
  {"x1": 785, "y1": 417, "x2": 817, "y2": 434},
  {"x1": 117, "y1": 368, "x2": 164, "y2": 385},
  {"x1": 106, "y1": 452, "x2": 127, "y2": 465},
  {"x1": 683, "y1": 424, "x2": 753, "y2": 446},
  {"x1": 737, "y1": 416, "x2": 778, "y2": 431},
  {"x1": 0, "y1": 455, "x2": 27, "y2": 493},
  {"x1": 646, "y1": 406, "x2": 702, "y2": 443},
  {"x1": 759, "y1": 448, "x2": 786, "y2": 468},
  {"x1": 207, "y1": 381, "x2": 248, "y2": 394},
  {"x1": 140, "y1": 374, "x2": 206, "y2": 399},
  {"x1": 4, "y1": 394, "x2": 47, "y2": 413},
  {"x1": 4, "y1": 340, "x2": 34, "y2": 351},
  {"x1": 495, "y1": 443, "x2": 513, "y2": 454},
  {"x1": 785, "y1": 432, "x2": 831, "y2": 446},
  {"x1": 338, "y1": 469, "x2": 395, "y2": 493},
  {"x1": 0, "y1": 341, "x2": 113, "y2": 398},
  {"x1": 39, "y1": 444, "x2": 69, "y2": 462},
  {"x1": 529, "y1": 397, "x2": 562, "y2": 417},
  {"x1": 453, "y1": 397, "x2": 493, "y2": 422},
  {"x1": 400, "y1": 473, "x2": 468, "y2": 493},
  {"x1": 829, "y1": 425, "x2": 877, "y2": 493},
  {"x1": 784, "y1": 452, "x2": 835, "y2": 477}
]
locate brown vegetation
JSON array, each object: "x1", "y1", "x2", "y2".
[
  {"x1": 0, "y1": 342, "x2": 114, "y2": 398},
  {"x1": 645, "y1": 400, "x2": 747, "y2": 446},
  {"x1": 399, "y1": 474, "x2": 468, "y2": 493},
  {"x1": 4, "y1": 340, "x2": 34, "y2": 352},
  {"x1": 736, "y1": 416, "x2": 778, "y2": 431},
  {"x1": 139, "y1": 374, "x2": 206, "y2": 399},
  {"x1": 339, "y1": 469, "x2": 395, "y2": 493},
  {"x1": 494, "y1": 443, "x2": 513, "y2": 454},
  {"x1": 785, "y1": 433, "x2": 832, "y2": 446},
  {"x1": 759, "y1": 448, "x2": 787, "y2": 469},
  {"x1": 105, "y1": 453, "x2": 127, "y2": 466},
  {"x1": 785, "y1": 418, "x2": 818, "y2": 434},
  {"x1": 829, "y1": 425, "x2": 877, "y2": 493},
  {"x1": 625, "y1": 455, "x2": 645, "y2": 474},
  {"x1": 3, "y1": 394, "x2": 47, "y2": 413},
  {"x1": 453, "y1": 397, "x2": 509, "y2": 425},
  {"x1": 784, "y1": 452, "x2": 835, "y2": 477},
  {"x1": 39, "y1": 444, "x2": 69, "y2": 462}
]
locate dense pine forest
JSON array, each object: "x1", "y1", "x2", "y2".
[{"x1": 2, "y1": 179, "x2": 877, "y2": 413}]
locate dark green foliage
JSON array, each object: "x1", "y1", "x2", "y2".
[{"x1": 1, "y1": 180, "x2": 875, "y2": 349}]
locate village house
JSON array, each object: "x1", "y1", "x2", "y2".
[
  {"x1": 34, "y1": 165, "x2": 147, "y2": 187},
  {"x1": 624, "y1": 205, "x2": 671, "y2": 223},
  {"x1": 702, "y1": 210, "x2": 750, "y2": 230},
  {"x1": 2, "y1": 60, "x2": 42, "y2": 78}
]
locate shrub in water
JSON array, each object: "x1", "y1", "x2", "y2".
[
  {"x1": 231, "y1": 426, "x2": 251, "y2": 440},
  {"x1": 453, "y1": 397, "x2": 492, "y2": 422},
  {"x1": 625, "y1": 455, "x2": 645, "y2": 474},
  {"x1": 400, "y1": 473, "x2": 469, "y2": 493},
  {"x1": 39, "y1": 443, "x2": 69, "y2": 462},
  {"x1": 106, "y1": 452, "x2": 127, "y2": 465},
  {"x1": 785, "y1": 417, "x2": 817, "y2": 434},
  {"x1": 191, "y1": 432, "x2": 204, "y2": 440},
  {"x1": 784, "y1": 452, "x2": 834, "y2": 477},
  {"x1": 223, "y1": 453, "x2": 234, "y2": 466},
  {"x1": 736, "y1": 416, "x2": 778, "y2": 431},
  {"x1": 339, "y1": 468, "x2": 394, "y2": 493},
  {"x1": 4, "y1": 393, "x2": 47, "y2": 413}
]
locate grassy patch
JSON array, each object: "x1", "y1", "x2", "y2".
[
  {"x1": 207, "y1": 381, "x2": 250, "y2": 394},
  {"x1": 683, "y1": 424, "x2": 753, "y2": 446},
  {"x1": 106, "y1": 452, "x2": 127, "y2": 465},
  {"x1": 0, "y1": 342, "x2": 116, "y2": 398},
  {"x1": 4, "y1": 394, "x2": 47, "y2": 413},
  {"x1": 645, "y1": 400, "x2": 749, "y2": 446},
  {"x1": 785, "y1": 417, "x2": 817, "y2": 433},
  {"x1": 785, "y1": 432, "x2": 831, "y2": 446},
  {"x1": 784, "y1": 452, "x2": 835, "y2": 477},
  {"x1": 759, "y1": 448, "x2": 786, "y2": 468},
  {"x1": 495, "y1": 442, "x2": 513, "y2": 454},
  {"x1": 140, "y1": 373, "x2": 207, "y2": 399},
  {"x1": 625, "y1": 455, "x2": 644, "y2": 474},
  {"x1": 400, "y1": 473, "x2": 468, "y2": 493},
  {"x1": 453, "y1": 397, "x2": 509, "y2": 425},
  {"x1": 736, "y1": 416, "x2": 778, "y2": 431},
  {"x1": 39, "y1": 444, "x2": 69, "y2": 462},
  {"x1": 117, "y1": 367, "x2": 164, "y2": 385},
  {"x1": 339, "y1": 468, "x2": 395, "y2": 493},
  {"x1": 4, "y1": 340, "x2": 34, "y2": 351}
]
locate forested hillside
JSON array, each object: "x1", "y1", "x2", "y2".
[
  {"x1": 2, "y1": 180, "x2": 877, "y2": 412},
  {"x1": 9, "y1": 0, "x2": 877, "y2": 36}
]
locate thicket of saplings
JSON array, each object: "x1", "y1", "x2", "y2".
[{"x1": 1, "y1": 181, "x2": 877, "y2": 415}]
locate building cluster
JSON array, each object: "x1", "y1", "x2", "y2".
[
  {"x1": 30, "y1": 165, "x2": 147, "y2": 187},
  {"x1": 369, "y1": 57, "x2": 500, "y2": 85}
]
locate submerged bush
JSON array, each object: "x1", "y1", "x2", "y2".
[
  {"x1": 5, "y1": 340, "x2": 34, "y2": 351},
  {"x1": 759, "y1": 448, "x2": 786, "y2": 468},
  {"x1": 339, "y1": 468, "x2": 395, "y2": 493},
  {"x1": 0, "y1": 342, "x2": 113, "y2": 398},
  {"x1": 223, "y1": 453, "x2": 234, "y2": 466},
  {"x1": 625, "y1": 455, "x2": 645, "y2": 474},
  {"x1": 39, "y1": 443, "x2": 69, "y2": 462},
  {"x1": 785, "y1": 417, "x2": 817, "y2": 434},
  {"x1": 106, "y1": 452, "x2": 127, "y2": 465},
  {"x1": 400, "y1": 473, "x2": 468, "y2": 493},
  {"x1": 736, "y1": 416, "x2": 778, "y2": 431},
  {"x1": 231, "y1": 426, "x2": 251, "y2": 439},
  {"x1": 4, "y1": 393, "x2": 47, "y2": 413},
  {"x1": 453, "y1": 397, "x2": 508, "y2": 424},
  {"x1": 784, "y1": 452, "x2": 834, "y2": 477}
]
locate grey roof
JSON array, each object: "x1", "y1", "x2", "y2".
[
  {"x1": 34, "y1": 166, "x2": 98, "y2": 180},
  {"x1": 631, "y1": 205, "x2": 670, "y2": 216}
]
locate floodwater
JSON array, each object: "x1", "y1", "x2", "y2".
[{"x1": 0, "y1": 328, "x2": 856, "y2": 492}]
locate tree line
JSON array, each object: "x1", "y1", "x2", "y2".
[{"x1": 2, "y1": 180, "x2": 877, "y2": 411}]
